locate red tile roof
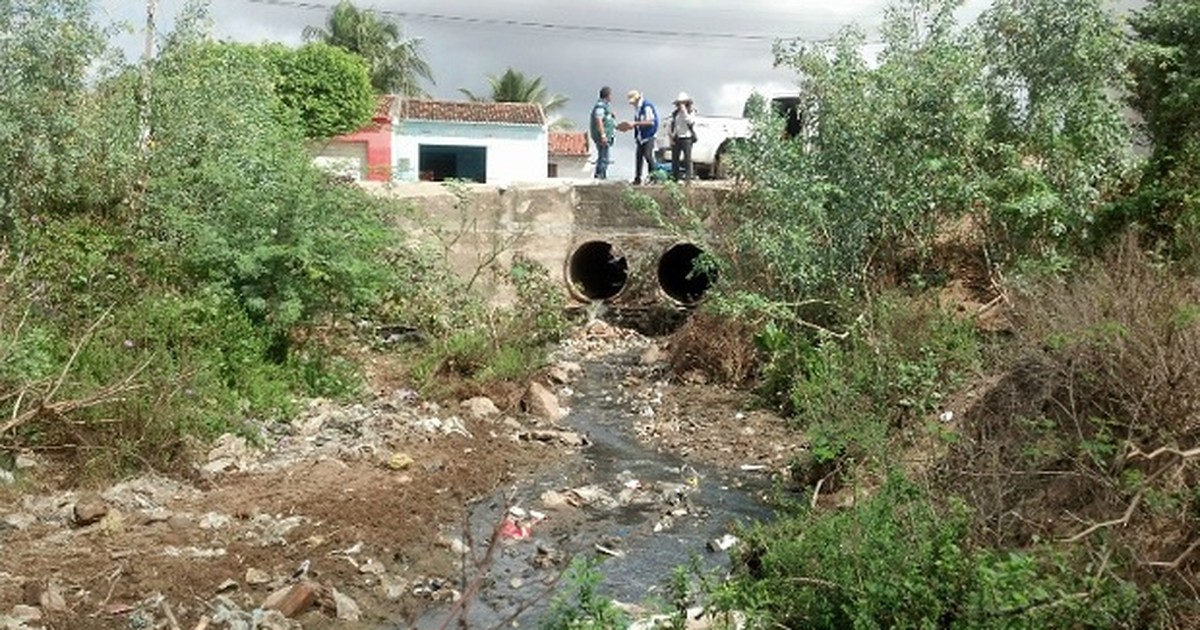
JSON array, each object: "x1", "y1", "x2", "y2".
[
  {"x1": 548, "y1": 132, "x2": 589, "y2": 157},
  {"x1": 373, "y1": 95, "x2": 397, "y2": 122},
  {"x1": 398, "y1": 99, "x2": 545, "y2": 125}
]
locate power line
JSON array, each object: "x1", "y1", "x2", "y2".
[{"x1": 242, "y1": 0, "x2": 812, "y2": 44}]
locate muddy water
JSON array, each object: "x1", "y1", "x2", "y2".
[{"x1": 406, "y1": 351, "x2": 773, "y2": 629}]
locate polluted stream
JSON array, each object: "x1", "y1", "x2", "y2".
[{"x1": 408, "y1": 342, "x2": 775, "y2": 629}]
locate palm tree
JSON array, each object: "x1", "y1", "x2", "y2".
[
  {"x1": 303, "y1": 1, "x2": 434, "y2": 97},
  {"x1": 459, "y1": 67, "x2": 570, "y2": 126}
]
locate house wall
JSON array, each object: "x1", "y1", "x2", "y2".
[
  {"x1": 550, "y1": 156, "x2": 592, "y2": 179},
  {"x1": 392, "y1": 121, "x2": 548, "y2": 184},
  {"x1": 318, "y1": 123, "x2": 391, "y2": 181}
]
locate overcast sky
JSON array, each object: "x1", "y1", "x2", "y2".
[
  {"x1": 93, "y1": 0, "x2": 1141, "y2": 178},
  {"x1": 95, "y1": 0, "x2": 1006, "y2": 121}
]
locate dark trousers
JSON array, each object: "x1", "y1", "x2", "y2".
[
  {"x1": 671, "y1": 137, "x2": 694, "y2": 181},
  {"x1": 634, "y1": 141, "x2": 655, "y2": 183}
]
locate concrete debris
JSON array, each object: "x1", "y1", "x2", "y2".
[
  {"x1": 332, "y1": 588, "x2": 361, "y2": 621},
  {"x1": 0, "y1": 471, "x2": 13, "y2": 486},
  {"x1": 566, "y1": 485, "x2": 616, "y2": 508}
]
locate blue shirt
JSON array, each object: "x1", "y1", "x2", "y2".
[{"x1": 634, "y1": 99, "x2": 658, "y2": 144}]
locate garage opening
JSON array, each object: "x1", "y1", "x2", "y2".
[
  {"x1": 567, "y1": 241, "x2": 628, "y2": 301},
  {"x1": 657, "y1": 243, "x2": 716, "y2": 304},
  {"x1": 418, "y1": 144, "x2": 487, "y2": 183}
]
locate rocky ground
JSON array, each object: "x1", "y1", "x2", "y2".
[{"x1": 0, "y1": 320, "x2": 801, "y2": 629}]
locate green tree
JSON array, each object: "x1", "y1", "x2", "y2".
[
  {"x1": 1129, "y1": 0, "x2": 1200, "y2": 157},
  {"x1": 459, "y1": 67, "x2": 571, "y2": 129},
  {"x1": 264, "y1": 42, "x2": 375, "y2": 139},
  {"x1": 459, "y1": 67, "x2": 569, "y2": 117},
  {"x1": 303, "y1": 0, "x2": 434, "y2": 97},
  {"x1": 0, "y1": 0, "x2": 112, "y2": 232},
  {"x1": 1120, "y1": 0, "x2": 1200, "y2": 258}
]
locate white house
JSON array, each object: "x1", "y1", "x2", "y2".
[
  {"x1": 548, "y1": 131, "x2": 591, "y2": 178},
  {"x1": 392, "y1": 99, "x2": 548, "y2": 184}
]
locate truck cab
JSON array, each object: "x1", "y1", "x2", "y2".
[{"x1": 654, "y1": 93, "x2": 801, "y2": 180}]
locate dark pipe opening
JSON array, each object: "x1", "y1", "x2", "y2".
[
  {"x1": 567, "y1": 240, "x2": 628, "y2": 301},
  {"x1": 657, "y1": 243, "x2": 715, "y2": 304}
]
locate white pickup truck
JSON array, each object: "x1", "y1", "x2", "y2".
[{"x1": 653, "y1": 94, "x2": 801, "y2": 179}]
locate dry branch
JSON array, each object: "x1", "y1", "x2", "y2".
[
  {"x1": 1060, "y1": 491, "x2": 1143, "y2": 543},
  {"x1": 1126, "y1": 444, "x2": 1200, "y2": 462},
  {"x1": 1146, "y1": 538, "x2": 1200, "y2": 570}
]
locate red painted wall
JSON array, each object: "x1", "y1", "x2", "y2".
[{"x1": 337, "y1": 121, "x2": 392, "y2": 181}]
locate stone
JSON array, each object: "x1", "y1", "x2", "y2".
[
  {"x1": 521, "y1": 429, "x2": 589, "y2": 447},
  {"x1": 244, "y1": 568, "x2": 271, "y2": 585},
  {"x1": 332, "y1": 589, "x2": 361, "y2": 621},
  {"x1": 39, "y1": 583, "x2": 66, "y2": 613},
  {"x1": 72, "y1": 496, "x2": 108, "y2": 527},
  {"x1": 639, "y1": 344, "x2": 667, "y2": 365},
  {"x1": 262, "y1": 581, "x2": 319, "y2": 618},
  {"x1": 386, "y1": 453, "x2": 414, "y2": 470},
  {"x1": 522, "y1": 382, "x2": 565, "y2": 421},
  {"x1": 9, "y1": 605, "x2": 41, "y2": 622},
  {"x1": 166, "y1": 514, "x2": 191, "y2": 530},
  {"x1": 198, "y1": 512, "x2": 231, "y2": 530},
  {"x1": 460, "y1": 396, "x2": 500, "y2": 419},
  {"x1": 380, "y1": 576, "x2": 408, "y2": 601},
  {"x1": 3, "y1": 513, "x2": 35, "y2": 530},
  {"x1": 538, "y1": 490, "x2": 573, "y2": 509}
]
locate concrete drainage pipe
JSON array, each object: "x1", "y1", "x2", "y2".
[
  {"x1": 566, "y1": 240, "x2": 628, "y2": 301},
  {"x1": 657, "y1": 242, "x2": 715, "y2": 305}
]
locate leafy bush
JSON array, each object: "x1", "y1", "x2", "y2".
[
  {"x1": 721, "y1": 0, "x2": 1132, "y2": 311},
  {"x1": 0, "y1": 1, "x2": 407, "y2": 477},
  {"x1": 264, "y1": 41, "x2": 375, "y2": 139},
  {"x1": 721, "y1": 476, "x2": 1145, "y2": 629},
  {"x1": 540, "y1": 558, "x2": 630, "y2": 630}
]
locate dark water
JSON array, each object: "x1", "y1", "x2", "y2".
[{"x1": 404, "y1": 352, "x2": 773, "y2": 629}]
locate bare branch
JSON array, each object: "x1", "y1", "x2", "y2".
[
  {"x1": 1126, "y1": 444, "x2": 1200, "y2": 462},
  {"x1": 1060, "y1": 491, "x2": 1143, "y2": 543},
  {"x1": 1145, "y1": 538, "x2": 1200, "y2": 570},
  {"x1": 46, "y1": 305, "x2": 114, "y2": 404}
]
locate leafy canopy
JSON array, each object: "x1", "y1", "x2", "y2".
[
  {"x1": 459, "y1": 67, "x2": 569, "y2": 115},
  {"x1": 264, "y1": 41, "x2": 375, "y2": 139},
  {"x1": 303, "y1": 0, "x2": 434, "y2": 97}
]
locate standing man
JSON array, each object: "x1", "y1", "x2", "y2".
[
  {"x1": 624, "y1": 89, "x2": 658, "y2": 185},
  {"x1": 590, "y1": 86, "x2": 616, "y2": 180},
  {"x1": 668, "y1": 91, "x2": 696, "y2": 182}
]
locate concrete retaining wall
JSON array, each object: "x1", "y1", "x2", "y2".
[{"x1": 364, "y1": 181, "x2": 729, "y2": 309}]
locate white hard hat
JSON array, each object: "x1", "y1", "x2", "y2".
[{"x1": 673, "y1": 92, "x2": 692, "y2": 104}]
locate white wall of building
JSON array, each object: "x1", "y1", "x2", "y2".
[{"x1": 392, "y1": 120, "x2": 548, "y2": 184}]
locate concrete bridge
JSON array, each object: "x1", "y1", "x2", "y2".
[{"x1": 368, "y1": 181, "x2": 730, "y2": 320}]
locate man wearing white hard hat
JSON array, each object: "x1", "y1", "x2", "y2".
[{"x1": 668, "y1": 91, "x2": 697, "y2": 182}]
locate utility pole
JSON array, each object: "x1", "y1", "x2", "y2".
[{"x1": 137, "y1": 0, "x2": 158, "y2": 158}]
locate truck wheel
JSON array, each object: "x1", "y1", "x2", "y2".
[
  {"x1": 713, "y1": 151, "x2": 730, "y2": 180},
  {"x1": 712, "y1": 140, "x2": 741, "y2": 179}
]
